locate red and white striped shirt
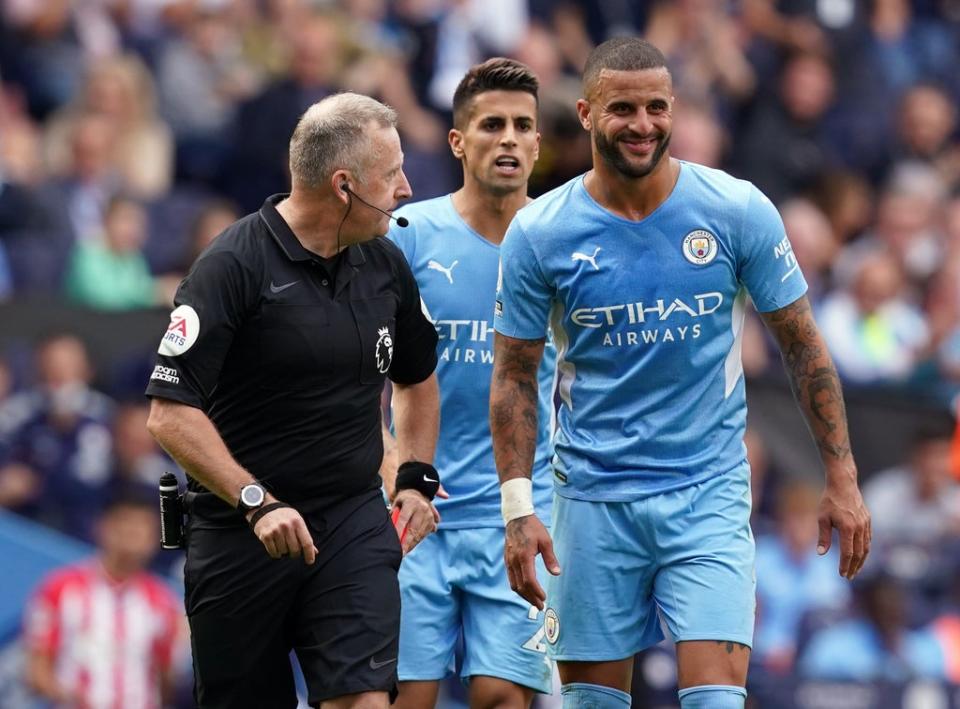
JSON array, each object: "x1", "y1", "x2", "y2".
[{"x1": 24, "y1": 560, "x2": 181, "y2": 709}]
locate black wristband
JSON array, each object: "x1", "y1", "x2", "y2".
[
  {"x1": 395, "y1": 461, "x2": 440, "y2": 501},
  {"x1": 247, "y1": 502, "x2": 291, "y2": 529}
]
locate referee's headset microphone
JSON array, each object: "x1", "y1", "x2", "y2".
[{"x1": 340, "y1": 183, "x2": 409, "y2": 228}]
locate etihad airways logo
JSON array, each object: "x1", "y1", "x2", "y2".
[
  {"x1": 570, "y1": 292, "x2": 723, "y2": 328},
  {"x1": 435, "y1": 319, "x2": 495, "y2": 342}
]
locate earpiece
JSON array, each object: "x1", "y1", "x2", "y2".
[{"x1": 338, "y1": 182, "x2": 408, "y2": 228}]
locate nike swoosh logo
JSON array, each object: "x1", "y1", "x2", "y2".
[
  {"x1": 423, "y1": 475, "x2": 438, "y2": 483},
  {"x1": 369, "y1": 656, "x2": 397, "y2": 670},
  {"x1": 270, "y1": 280, "x2": 299, "y2": 294}
]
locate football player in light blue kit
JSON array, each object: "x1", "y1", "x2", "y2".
[
  {"x1": 384, "y1": 58, "x2": 556, "y2": 708},
  {"x1": 489, "y1": 38, "x2": 872, "y2": 709}
]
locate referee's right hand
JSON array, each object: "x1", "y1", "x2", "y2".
[{"x1": 247, "y1": 496, "x2": 318, "y2": 564}]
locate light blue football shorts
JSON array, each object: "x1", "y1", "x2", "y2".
[
  {"x1": 544, "y1": 467, "x2": 756, "y2": 661},
  {"x1": 398, "y1": 526, "x2": 554, "y2": 693}
]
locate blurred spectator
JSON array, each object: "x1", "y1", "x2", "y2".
[
  {"x1": 644, "y1": 0, "x2": 755, "y2": 113},
  {"x1": 0, "y1": 334, "x2": 115, "y2": 542},
  {"x1": 0, "y1": 0, "x2": 92, "y2": 118},
  {"x1": 22, "y1": 488, "x2": 183, "y2": 708},
  {"x1": 43, "y1": 54, "x2": 173, "y2": 200},
  {"x1": 532, "y1": 0, "x2": 645, "y2": 61},
  {"x1": 64, "y1": 194, "x2": 160, "y2": 310},
  {"x1": 670, "y1": 100, "x2": 727, "y2": 169},
  {"x1": 731, "y1": 51, "x2": 839, "y2": 203},
  {"x1": 537, "y1": 1, "x2": 595, "y2": 73},
  {"x1": 338, "y1": 9, "x2": 450, "y2": 196},
  {"x1": 184, "y1": 198, "x2": 239, "y2": 264},
  {"x1": 0, "y1": 84, "x2": 74, "y2": 293},
  {"x1": 516, "y1": 13, "x2": 593, "y2": 195},
  {"x1": 867, "y1": 0, "x2": 959, "y2": 103},
  {"x1": 221, "y1": 11, "x2": 343, "y2": 211},
  {"x1": 818, "y1": 248, "x2": 929, "y2": 384},
  {"x1": 741, "y1": 0, "x2": 883, "y2": 172},
  {"x1": 889, "y1": 83, "x2": 960, "y2": 191},
  {"x1": 741, "y1": 0, "x2": 834, "y2": 59},
  {"x1": 47, "y1": 111, "x2": 123, "y2": 245},
  {"x1": 779, "y1": 198, "x2": 838, "y2": 304},
  {"x1": 424, "y1": 0, "x2": 529, "y2": 112},
  {"x1": 809, "y1": 170, "x2": 874, "y2": 247},
  {"x1": 863, "y1": 424, "x2": 959, "y2": 545},
  {"x1": 155, "y1": 3, "x2": 261, "y2": 182},
  {"x1": 513, "y1": 21, "x2": 565, "y2": 92},
  {"x1": 798, "y1": 568, "x2": 946, "y2": 681},
  {"x1": 835, "y1": 161, "x2": 947, "y2": 290},
  {"x1": 754, "y1": 479, "x2": 849, "y2": 674},
  {"x1": 0, "y1": 86, "x2": 45, "y2": 186},
  {"x1": 110, "y1": 401, "x2": 175, "y2": 489}
]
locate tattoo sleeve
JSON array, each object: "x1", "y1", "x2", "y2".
[
  {"x1": 759, "y1": 296, "x2": 854, "y2": 470},
  {"x1": 490, "y1": 333, "x2": 546, "y2": 483}
]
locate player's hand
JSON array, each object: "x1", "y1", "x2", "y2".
[
  {"x1": 392, "y1": 489, "x2": 439, "y2": 555},
  {"x1": 817, "y1": 476, "x2": 871, "y2": 579},
  {"x1": 504, "y1": 514, "x2": 560, "y2": 610},
  {"x1": 247, "y1": 497, "x2": 318, "y2": 565}
]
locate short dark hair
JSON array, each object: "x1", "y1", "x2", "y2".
[
  {"x1": 452, "y1": 58, "x2": 539, "y2": 129},
  {"x1": 582, "y1": 37, "x2": 668, "y2": 97}
]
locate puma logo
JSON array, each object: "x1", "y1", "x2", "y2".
[
  {"x1": 571, "y1": 247, "x2": 601, "y2": 271},
  {"x1": 427, "y1": 259, "x2": 459, "y2": 284}
]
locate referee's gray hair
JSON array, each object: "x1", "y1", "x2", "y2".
[{"x1": 288, "y1": 93, "x2": 398, "y2": 188}]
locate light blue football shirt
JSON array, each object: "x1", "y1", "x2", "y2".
[
  {"x1": 494, "y1": 162, "x2": 808, "y2": 501},
  {"x1": 389, "y1": 195, "x2": 555, "y2": 527}
]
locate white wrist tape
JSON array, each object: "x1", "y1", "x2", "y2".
[{"x1": 500, "y1": 478, "x2": 535, "y2": 524}]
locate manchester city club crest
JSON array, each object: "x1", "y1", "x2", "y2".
[
  {"x1": 682, "y1": 229, "x2": 718, "y2": 266},
  {"x1": 544, "y1": 608, "x2": 560, "y2": 645},
  {"x1": 375, "y1": 326, "x2": 393, "y2": 373}
]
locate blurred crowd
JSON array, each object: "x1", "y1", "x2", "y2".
[{"x1": 2, "y1": 0, "x2": 960, "y2": 703}]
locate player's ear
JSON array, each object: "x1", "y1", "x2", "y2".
[
  {"x1": 448, "y1": 128, "x2": 464, "y2": 160},
  {"x1": 576, "y1": 98, "x2": 592, "y2": 131},
  {"x1": 533, "y1": 131, "x2": 541, "y2": 163}
]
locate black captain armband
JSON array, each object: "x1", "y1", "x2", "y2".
[{"x1": 395, "y1": 461, "x2": 441, "y2": 501}]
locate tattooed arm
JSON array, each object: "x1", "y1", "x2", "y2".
[
  {"x1": 490, "y1": 334, "x2": 545, "y2": 484},
  {"x1": 760, "y1": 295, "x2": 871, "y2": 579},
  {"x1": 490, "y1": 333, "x2": 560, "y2": 608}
]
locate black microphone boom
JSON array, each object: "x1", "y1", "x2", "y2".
[{"x1": 343, "y1": 185, "x2": 408, "y2": 227}]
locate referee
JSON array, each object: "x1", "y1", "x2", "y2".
[{"x1": 146, "y1": 93, "x2": 441, "y2": 709}]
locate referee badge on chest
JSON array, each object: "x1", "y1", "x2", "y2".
[
  {"x1": 375, "y1": 326, "x2": 393, "y2": 373},
  {"x1": 682, "y1": 230, "x2": 718, "y2": 266}
]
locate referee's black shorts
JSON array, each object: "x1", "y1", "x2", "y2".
[{"x1": 184, "y1": 489, "x2": 402, "y2": 708}]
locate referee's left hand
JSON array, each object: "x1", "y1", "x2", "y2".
[{"x1": 391, "y1": 489, "x2": 440, "y2": 555}]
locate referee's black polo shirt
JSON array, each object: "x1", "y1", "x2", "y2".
[{"x1": 146, "y1": 194, "x2": 438, "y2": 517}]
